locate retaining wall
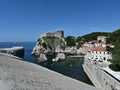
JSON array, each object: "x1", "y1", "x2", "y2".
[{"x1": 83, "y1": 59, "x2": 120, "y2": 90}]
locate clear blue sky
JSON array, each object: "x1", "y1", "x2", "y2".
[{"x1": 0, "y1": 0, "x2": 120, "y2": 42}]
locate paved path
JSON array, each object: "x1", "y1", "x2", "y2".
[{"x1": 0, "y1": 53, "x2": 100, "y2": 90}]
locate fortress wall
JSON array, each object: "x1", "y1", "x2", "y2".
[
  {"x1": 83, "y1": 59, "x2": 120, "y2": 90},
  {"x1": 0, "y1": 53, "x2": 100, "y2": 90}
]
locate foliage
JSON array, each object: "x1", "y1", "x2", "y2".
[
  {"x1": 82, "y1": 32, "x2": 110, "y2": 42},
  {"x1": 37, "y1": 39, "x2": 42, "y2": 45},
  {"x1": 109, "y1": 64, "x2": 120, "y2": 71},
  {"x1": 107, "y1": 29, "x2": 120, "y2": 44},
  {"x1": 38, "y1": 36, "x2": 66, "y2": 52},
  {"x1": 42, "y1": 43, "x2": 47, "y2": 49},
  {"x1": 65, "y1": 36, "x2": 76, "y2": 47},
  {"x1": 109, "y1": 43, "x2": 120, "y2": 71},
  {"x1": 76, "y1": 36, "x2": 82, "y2": 42},
  {"x1": 48, "y1": 44, "x2": 52, "y2": 50},
  {"x1": 77, "y1": 42, "x2": 82, "y2": 49},
  {"x1": 108, "y1": 29, "x2": 120, "y2": 71}
]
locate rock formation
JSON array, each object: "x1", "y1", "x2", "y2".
[
  {"x1": 32, "y1": 30, "x2": 66, "y2": 62},
  {"x1": 52, "y1": 53, "x2": 65, "y2": 62}
]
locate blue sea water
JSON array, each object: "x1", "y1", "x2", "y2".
[{"x1": 0, "y1": 42, "x2": 93, "y2": 85}]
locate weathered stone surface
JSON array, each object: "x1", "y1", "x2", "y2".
[
  {"x1": 0, "y1": 46, "x2": 24, "y2": 58},
  {"x1": 52, "y1": 53, "x2": 65, "y2": 62},
  {"x1": 37, "y1": 54, "x2": 47, "y2": 62},
  {"x1": 0, "y1": 53, "x2": 100, "y2": 90}
]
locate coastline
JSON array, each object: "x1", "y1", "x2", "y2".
[{"x1": 0, "y1": 52, "x2": 100, "y2": 90}]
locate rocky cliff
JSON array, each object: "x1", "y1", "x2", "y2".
[{"x1": 32, "y1": 30, "x2": 66, "y2": 62}]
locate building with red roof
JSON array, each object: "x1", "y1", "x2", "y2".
[{"x1": 82, "y1": 36, "x2": 112, "y2": 62}]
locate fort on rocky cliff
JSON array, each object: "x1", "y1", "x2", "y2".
[{"x1": 41, "y1": 30, "x2": 64, "y2": 39}]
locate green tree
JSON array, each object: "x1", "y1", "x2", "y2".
[
  {"x1": 76, "y1": 36, "x2": 82, "y2": 42},
  {"x1": 42, "y1": 43, "x2": 47, "y2": 49},
  {"x1": 82, "y1": 32, "x2": 110, "y2": 42},
  {"x1": 77, "y1": 42, "x2": 82, "y2": 49},
  {"x1": 65, "y1": 36, "x2": 76, "y2": 47},
  {"x1": 107, "y1": 29, "x2": 120, "y2": 44},
  {"x1": 108, "y1": 29, "x2": 120, "y2": 71}
]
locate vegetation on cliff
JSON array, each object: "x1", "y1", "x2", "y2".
[
  {"x1": 65, "y1": 32, "x2": 110, "y2": 48},
  {"x1": 108, "y1": 29, "x2": 120, "y2": 71},
  {"x1": 38, "y1": 36, "x2": 66, "y2": 53},
  {"x1": 80, "y1": 32, "x2": 110, "y2": 42},
  {"x1": 65, "y1": 36, "x2": 76, "y2": 47}
]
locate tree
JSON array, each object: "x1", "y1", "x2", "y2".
[
  {"x1": 77, "y1": 42, "x2": 82, "y2": 49},
  {"x1": 108, "y1": 29, "x2": 120, "y2": 71},
  {"x1": 76, "y1": 36, "x2": 82, "y2": 42},
  {"x1": 82, "y1": 32, "x2": 110, "y2": 42},
  {"x1": 65, "y1": 36, "x2": 76, "y2": 47},
  {"x1": 42, "y1": 43, "x2": 47, "y2": 49}
]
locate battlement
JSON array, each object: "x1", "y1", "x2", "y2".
[
  {"x1": 0, "y1": 46, "x2": 24, "y2": 58},
  {"x1": 41, "y1": 30, "x2": 64, "y2": 39}
]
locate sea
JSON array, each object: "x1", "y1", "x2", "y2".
[{"x1": 0, "y1": 42, "x2": 93, "y2": 85}]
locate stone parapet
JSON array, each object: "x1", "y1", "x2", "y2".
[
  {"x1": 83, "y1": 58, "x2": 120, "y2": 90},
  {"x1": 0, "y1": 53, "x2": 100, "y2": 90},
  {"x1": 0, "y1": 46, "x2": 24, "y2": 58}
]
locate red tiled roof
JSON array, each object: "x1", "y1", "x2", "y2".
[
  {"x1": 82, "y1": 46, "x2": 109, "y2": 51},
  {"x1": 95, "y1": 42, "x2": 106, "y2": 44},
  {"x1": 82, "y1": 46, "x2": 92, "y2": 50},
  {"x1": 91, "y1": 46, "x2": 108, "y2": 51}
]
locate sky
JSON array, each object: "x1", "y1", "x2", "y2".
[{"x1": 0, "y1": 0, "x2": 120, "y2": 42}]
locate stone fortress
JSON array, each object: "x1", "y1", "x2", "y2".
[{"x1": 41, "y1": 30, "x2": 64, "y2": 39}]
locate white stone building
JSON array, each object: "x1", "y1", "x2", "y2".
[
  {"x1": 87, "y1": 47, "x2": 112, "y2": 62},
  {"x1": 97, "y1": 36, "x2": 106, "y2": 43},
  {"x1": 83, "y1": 36, "x2": 112, "y2": 62}
]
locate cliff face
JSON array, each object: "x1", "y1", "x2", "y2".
[
  {"x1": 32, "y1": 30, "x2": 66, "y2": 62},
  {"x1": 32, "y1": 36, "x2": 66, "y2": 54}
]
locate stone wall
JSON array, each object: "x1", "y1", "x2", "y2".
[
  {"x1": 0, "y1": 47, "x2": 24, "y2": 58},
  {"x1": 41, "y1": 30, "x2": 64, "y2": 39},
  {"x1": 0, "y1": 53, "x2": 100, "y2": 90},
  {"x1": 83, "y1": 58, "x2": 120, "y2": 90}
]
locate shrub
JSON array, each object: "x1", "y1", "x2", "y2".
[
  {"x1": 109, "y1": 64, "x2": 120, "y2": 71},
  {"x1": 42, "y1": 43, "x2": 47, "y2": 49}
]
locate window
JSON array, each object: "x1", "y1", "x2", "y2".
[
  {"x1": 104, "y1": 52, "x2": 105, "y2": 54},
  {"x1": 103, "y1": 57, "x2": 106, "y2": 60}
]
